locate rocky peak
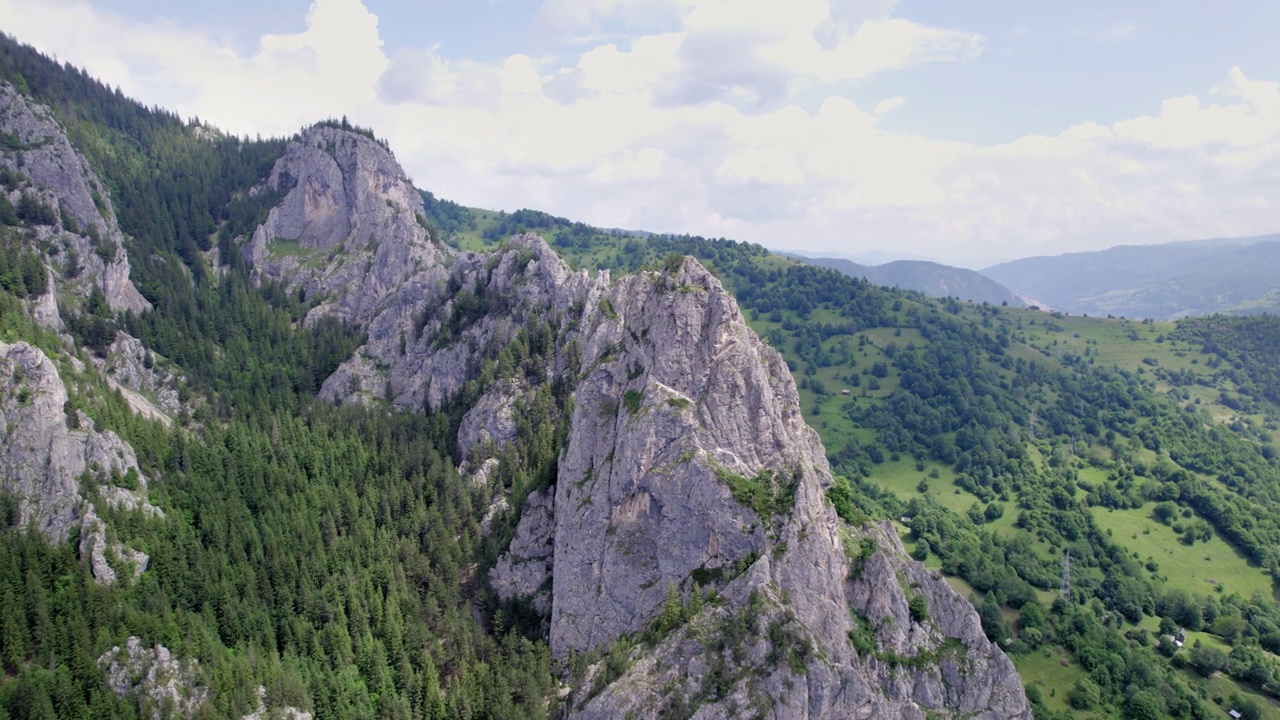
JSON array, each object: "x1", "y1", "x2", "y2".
[
  {"x1": 319, "y1": 229, "x2": 1031, "y2": 715},
  {"x1": 486, "y1": 252, "x2": 1030, "y2": 718},
  {"x1": 253, "y1": 128, "x2": 1030, "y2": 712},
  {"x1": 245, "y1": 124, "x2": 448, "y2": 325},
  {"x1": 0, "y1": 82, "x2": 149, "y2": 319}
]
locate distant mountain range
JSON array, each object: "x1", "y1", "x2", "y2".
[
  {"x1": 790, "y1": 255, "x2": 1026, "y2": 307},
  {"x1": 982, "y1": 234, "x2": 1280, "y2": 319}
]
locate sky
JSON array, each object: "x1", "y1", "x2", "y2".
[{"x1": 2, "y1": 1, "x2": 1278, "y2": 268}]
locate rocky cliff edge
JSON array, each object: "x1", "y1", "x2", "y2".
[
  {"x1": 494, "y1": 256, "x2": 1030, "y2": 719},
  {"x1": 0, "y1": 82, "x2": 148, "y2": 320},
  {"x1": 0, "y1": 341, "x2": 160, "y2": 585}
]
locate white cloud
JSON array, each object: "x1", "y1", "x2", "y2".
[
  {"x1": 577, "y1": 35, "x2": 682, "y2": 93},
  {"x1": 541, "y1": 0, "x2": 982, "y2": 107},
  {"x1": 500, "y1": 55, "x2": 543, "y2": 95},
  {"x1": 785, "y1": 17, "x2": 983, "y2": 84},
  {"x1": 874, "y1": 96, "x2": 905, "y2": 115},
  {"x1": 1, "y1": 0, "x2": 1277, "y2": 268},
  {"x1": 534, "y1": 0, "x2": 687, "y2": 42},
  {"x1": 715, "y1": 146, "x2": 804, "y2": 185}
]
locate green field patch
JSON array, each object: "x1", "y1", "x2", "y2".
[
  {"x1": 870, "y1": 458, "x2": 970, "y2": 511},
  {"x1": 1182, "y1": 629, "x2": 1234, "y2": 655},
  {"x1": 1015, "y1": 647, "x2": 1090, "y2": 718},
  {"x1": 1184, "y1": 668, "x2": 1280, "y2": 720},
  {"x1": 1092, "y1": 504, "x2": 1270, "y2": 599},
  {"x1": 266, "y1": 237, "x2": 308, "y2": 258},
  {"x1": 871, "y1": 458, "x2": 1034, "y2": 544}
]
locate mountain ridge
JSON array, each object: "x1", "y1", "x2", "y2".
[
  {"x1": 238, "y1": 123, "x2": 1030, "y2": 714},
  {"x1": 792, "y1": 253, "x2": 1026, "y2": 306},
  {"x1": 983, "y1": 234, "x2": 1280, "y2": 318}
]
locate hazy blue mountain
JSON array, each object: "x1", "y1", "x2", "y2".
[
  {"x1": 794, "y1": 254, "x2": 1026, "y2": 306},
  {"x1": 983, "y1": 234, "x2": 1280, "y2": 318}
]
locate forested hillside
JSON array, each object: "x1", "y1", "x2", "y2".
[
  {"x1": 2, "y1": 30, "x2": 1280, "y2": 720},
  {"x1": 0, "y1": 36, "x2": 557, "y2": 719}
]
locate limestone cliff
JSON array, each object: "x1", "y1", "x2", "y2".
[
  {"x1": 0, "y1": 82, "x2": 148, "y2": 320},
  {"x1": 88, "y1": 334, "x2": 184, "y2": 426},
  {"x1": 498, "y1": 258, "x2": 1030, "y2": 719},
  {"x1": 245, "y1": 125, "x2": 448, "y2": 325},
  {"x1": 237, "y1": 126, "x2": 1029, "y2": 717},
  {"x1": 0, "y1": 341, "x2": 159, "y2": 585}
]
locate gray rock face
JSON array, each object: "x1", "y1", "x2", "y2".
[
  {"x1": 0, "y1": 341, "x2": 159, "y2": 585},
  {"x1": 245, "y1": 126, "x2": 448, "y2": 325},
  {"x1": 99, "y1": 637, "x2": 210, "y2": 719},
  {"x1": 549, "y1": 259, "x2": 783, "y2": 654},
  {"x1": 90, "y1": 334, "x2": 184, "y2": 423},
  {"x1": 241, "y1": 130, "x2": 597, "y2": 413},
  {"x1": 491, "y1": 258, "x2": 1030, "y2": 719},
  {"x1": 456, "y1": 378, "x2": 525, "y2": 469},
  {"x1": 490, "y1": 488, "x2": 556, "y2": 615},
  {"x1": 0, "y1": 82, "x2": 149, "y2": 317},
  {"x1": 321, "y1": 233, "x2": 603, "y2": 413}
]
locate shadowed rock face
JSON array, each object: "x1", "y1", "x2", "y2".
[
  {"x1": 0, "y1": 83, "x2": 149, "y2": 318},
  {"x1": 244, "y1": 126, "x2": 1030, "y2": 718}
]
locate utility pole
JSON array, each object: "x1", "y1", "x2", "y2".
[{"x1": 1061, "y1": 549, "x2": 1071, "y2": 601}]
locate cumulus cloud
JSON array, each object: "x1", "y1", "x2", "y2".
[
  {"x1": 0, "y1": 0, "x2": 387, "y2": 136},
  {"x1": 652, "y1": 32, "x2": 793, "y2": 108},
  {"x1": 1, "y1": 0, "x2": 1277, "y2": 267},
  {"x1": 543, "y1": 67, "x2": 593, "y2": 104}
]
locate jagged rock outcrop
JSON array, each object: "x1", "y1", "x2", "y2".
[
  {"x1": 0, "y1": 341, "x2": 160, "y2": 585},
  {"x1": 0, "y1": 82, "x2": 148, "y2": 319},
  {"x1": 456, "y1": 377, "x2": 526, "y2": 470},
  {"x1": 245, "y1": 125, "x2": 448, "y2": 325},
  {"x1": 493, "y1": 257, "x2": 1030, "y2": 718},
  {"x1": 99, "y1": 637, "x2": 210, "y2": 719},
  {"x1": 239, "y1": 126, "x2": 1028, "y2": 717},
  {"x1": 490, "y1": 487, "x2": 556, "y2": 614},
  {"x1": 320, "y1": 233, "x2": 602, "y2": 413},
  {"x1": 89, "y1": 333, "x2": 183, "y2": 424}
]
